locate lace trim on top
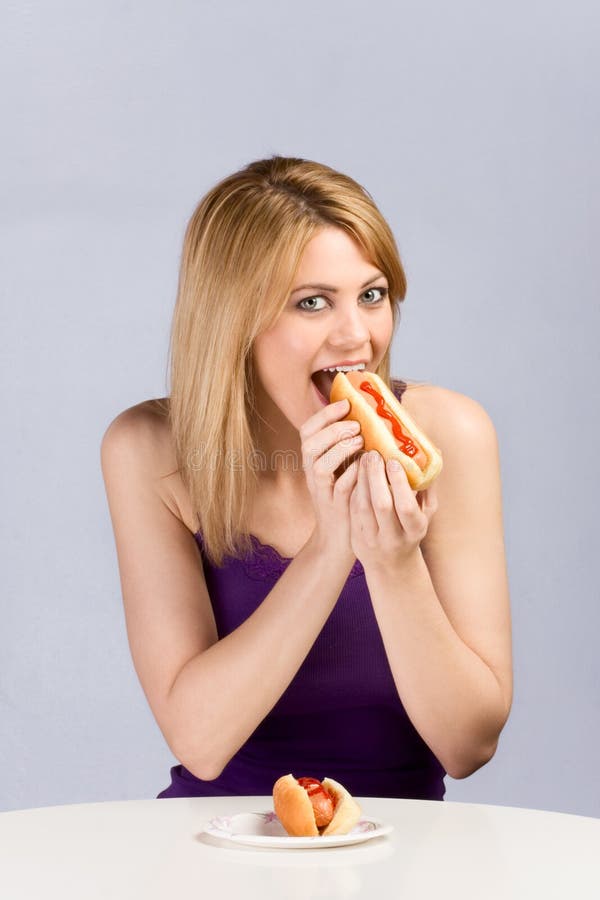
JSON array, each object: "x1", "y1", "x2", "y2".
[
  {"x1": 195, "y1": 378, "x2": 407, "y2": 581},
  {"x1": 248, "y1": 535, "x2": 364, "y2": 581},
  {"x1": 194, "y1": 531, "x2": 365, "y2": 581}
]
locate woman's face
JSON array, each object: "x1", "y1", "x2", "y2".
[{"x1": 252, "y1": 226, "x2": 394, "y2": 434}]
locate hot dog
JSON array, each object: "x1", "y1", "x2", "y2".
[
  {"x1": 273, "y1": 774, "x2": 362, "y2": 837},
  {"x1": 330, "y1": 371, "x2": 443, "y2": 491}
]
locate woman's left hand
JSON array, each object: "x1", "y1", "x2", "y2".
[{"x1": 349, "y1": 450, "x2": 438, "y2": 572}]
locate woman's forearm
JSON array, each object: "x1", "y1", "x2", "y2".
[
  {"x1": 166, "y1": 536, "x2": 356, "y2": 780},
  {"x1": 365, "y1": 550, "x2": 510, "y2": 780}
]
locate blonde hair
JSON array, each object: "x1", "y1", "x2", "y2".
[{"x1": 166, "y1": 155, "x2": 427, "y2": 566}]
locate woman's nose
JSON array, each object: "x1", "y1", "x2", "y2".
[{"x1": 327, "y1": 305, "x2": 371, "y2": 345}]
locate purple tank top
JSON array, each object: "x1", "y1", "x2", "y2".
[{"x1": 157, "y1": 380, "x2": 446, "y2": 800}]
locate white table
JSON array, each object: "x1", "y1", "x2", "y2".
[{"x1": 1, "y1": 796, "x2": 599, "y2": 899}]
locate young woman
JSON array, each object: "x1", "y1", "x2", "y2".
[{"x1": 101, "y1": 156, "x2": 512, "y2": 801}]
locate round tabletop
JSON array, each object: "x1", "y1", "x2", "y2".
[{"x1": 1, "y1": 796, "x2": 599, "y2": 899}]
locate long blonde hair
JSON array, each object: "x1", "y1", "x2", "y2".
[{"x1": 166, "y1": 155, "x2": 423, "y2": 566}]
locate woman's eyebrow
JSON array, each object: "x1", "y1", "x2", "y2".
[{"x1": 290, "y1": 272, "x2": 386, "y2": 294}]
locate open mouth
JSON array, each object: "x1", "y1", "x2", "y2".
[
  {"x1": 310, "y1": 369, "x2": 337, "y2": 402},
  {"x1": 310, "y1": 367, "x2": 371, "y2": 403}
]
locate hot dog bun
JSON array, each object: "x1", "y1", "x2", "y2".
[
  {"x1": 320, "y1": 777, "x2": 362, "y2": 836},
  {"x1": 330, "y1": 371, "x2": 443, "y2": 491},
  {"x1": 273, "y1": 774, "x2": 319, "y2": 837},
  {"x1": 273, "y1": 774, "x2": 362, "y2": 837}
]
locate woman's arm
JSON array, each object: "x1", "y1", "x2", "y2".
[
  {"x1": 101, "y1": 404, "x2": 356, "y2": 782},
  {"x1": 165, "y1": 533, "x2": 352, "y2": 780},
  {"x1": 355, "y1": 388, "x2": 513, "y2": 779}
]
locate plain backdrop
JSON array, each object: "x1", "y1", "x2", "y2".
[{"x1": 2, "y1": 1, "x2": 599, "y2": 817}]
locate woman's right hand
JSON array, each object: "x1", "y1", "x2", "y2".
[{"x1": 300, "y1": 398, "x2": 363, "y2": 559}]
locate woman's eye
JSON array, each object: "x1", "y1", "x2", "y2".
[
  {"x1": 363, "y1": 287, "x2": 388, "y2": 304},
  {"x1": 297, "y1": 295, "x2": 328, "y2": 312},
  {"x1": 297, "y1": 286, "x2": 388, "y2": 312}
]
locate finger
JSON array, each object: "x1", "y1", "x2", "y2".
[
  {"x1": 299, "y1": 398, "x2": 350, "y2": 442},
  {"x1": 385, "y1": 458, "x2": 426, "y2": 533},
  {"x1": 419, "y1": 481, "x2": 439, "y2": 518},
  {"x1": 302, "y1": 420, "x2": 361, "y2": 472},
  {"x1": 333, "y1": 458, "x2": 359, "y2": 500},
  {"x1": 312, "y1": 433, "x2": 363, "y2": 485},
  {"x1": 364, "y1": 451, "x2": 394, "y2": 529},
  {"x1": 350, "y1": 452, "x2": 379, "y2": 534}
]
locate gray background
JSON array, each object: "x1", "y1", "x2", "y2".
[{"x1": 2, "y1": 1, "x2": 598, "y2": 817}]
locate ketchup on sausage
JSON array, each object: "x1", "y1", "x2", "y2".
[
  {"x1": 297, "y1": 777, "x2": 334, "y2": 828},
  {"x1": 359, "y1": 380, "x2": 428, "y2": 471}
]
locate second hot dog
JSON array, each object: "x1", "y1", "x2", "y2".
[{"x1": 273, "y1": 774, "x2": 362, "y2": 836}]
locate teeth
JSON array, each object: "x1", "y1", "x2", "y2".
[{"x1": 322, "y1": 363, "x2": 366, "y2": 373}]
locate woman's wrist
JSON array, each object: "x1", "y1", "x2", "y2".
[
  {"x1": 363, "y1": 546, "x2": 426, "y2": 587},
  {"x1": 304, "y1": 527, "x2": 357, "y2": 572}
]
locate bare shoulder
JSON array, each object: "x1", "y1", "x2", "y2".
[
  {"x1": 102, "y1": 397, "x2": 170, "y2": 448},
  {"x1": 101, "y1": 397, "x2": 196, "y2": 531}
]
